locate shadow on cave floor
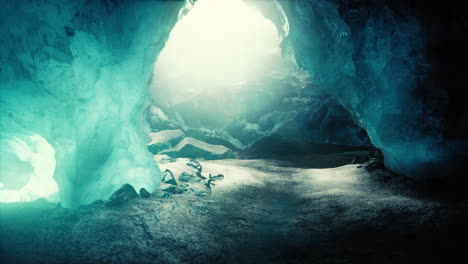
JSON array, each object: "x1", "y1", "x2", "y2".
[
  {"x1": 239, "y1": 150, "x2": 372, "y2": 169},
  {"x1": 1, "y1": 159, "x2": 468, "y2": 264},
  {"x1": 238, "y1": 137, "x2": 377, "y2": 169}
]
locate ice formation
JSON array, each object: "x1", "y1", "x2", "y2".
[
  {"x1": 296, "y1": 96, "x2": 371, "y2": 147},
  {"x1": 0, "y1": 0, "x2": 185, "y2": 207},
  {"x1": 270, "y1": 0, "x2": 465, "y2": 177}
]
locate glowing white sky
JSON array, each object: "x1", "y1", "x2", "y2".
[{"x1": 151, "y1": 0, "x2": 290, "y2": 106}]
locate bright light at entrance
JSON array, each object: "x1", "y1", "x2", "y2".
[{"x1": 151, "y1": 0, "x2": 285, "y2": 106}]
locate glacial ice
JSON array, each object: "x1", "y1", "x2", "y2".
[
  {"x1": 0, "y1": 0, "x2": 185, "y2": 207},
  {"x1": 273, "y1": 0, "x2": 456, "y2": 177},
  {"x1": 296, "y1": 96, "x2": 371, "y2": 147}
]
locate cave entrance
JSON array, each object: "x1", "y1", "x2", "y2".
[
  {"x1": 150, "y1": 0, "x2": 288, "y2": 107},
  {"x1": 147, "y1": 0, "x2": 313, "y2": 158},
  {"x1": 147, "y1": 0, "x2": 371, "y2": 164},
  {"x1": 0, "y1": 133, "x2": 58, "y2": 203}
]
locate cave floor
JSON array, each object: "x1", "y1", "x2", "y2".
[{"x1": 1, "y1": 159, "x2": 467, "y2": 264}]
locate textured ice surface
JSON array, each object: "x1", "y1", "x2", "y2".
[
  {"x1": 274, "y1": 0, "x2": 457, "y2": 177},
  {"x1": 0, "y1": 0, "x2": 184, "y2": 206},
  {"x1": 296, "y1": 96, "x2": 371, "y2": 146}
]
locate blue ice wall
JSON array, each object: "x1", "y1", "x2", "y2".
[
  {"x1": 275, "y1": 0, "x2": 462, "y2": 178},
  {"x1": 297, "y1": 96, "x2": 371, "y2": 147},
  {"x1": 0, "y1": 0, "x2": 185, "y2": 207}
]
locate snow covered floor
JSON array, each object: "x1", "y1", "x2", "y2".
[{"x1": 1, "y1": 159, "x2": 467, "y2": 263}]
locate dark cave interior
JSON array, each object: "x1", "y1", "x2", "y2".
[{"x1": 1, "y1": 0, "x2": 468, "y2": 263}]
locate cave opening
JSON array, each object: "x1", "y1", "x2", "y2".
[
  {"x1": 146, "y1": 0, "x2": 372, "y2": 165},
  {"x1": 0, "y1": 133, "x2": 58, "y2": 203},
  {"x1": 151, "y1": 0, "x2": 287, "y2": 103}
]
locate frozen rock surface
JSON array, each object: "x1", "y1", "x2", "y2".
[
  {"x1": 161, "y1": 169, "x2": 177, "y2": 186},
  {"x1": 139, "y1": 188, "x2": 151, "y2": 198},
  {"x1": 104, "y1": 184, "x2": 138, "y2": 207},
  {"x1": 158, "y1": 159, "x2": 223, "y2": 197},
  {"x1": 186, "y1": 160, "x2": 202, "y2": 172},
  {"x1": 179, "y1": 171, "x2": 203, "y2": 183},
  {"x1": 158, "y1": 183, "x2": 184, "y2": 194},
  {"x1": 1, "y1": 160, "x2": 467, "y2": 263}
]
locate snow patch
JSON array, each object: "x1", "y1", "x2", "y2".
[
  {"x1": 148, "y1": 130, "x2": 185, "y2": 146},
  {"x1": 160, "y1": 137, "x2": 236, "y2": 160}
]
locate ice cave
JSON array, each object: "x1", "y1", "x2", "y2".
[{"x1": 1, "y1": 0, "x2": 467, "y2": 263}]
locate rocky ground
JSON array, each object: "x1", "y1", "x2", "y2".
[{"x1": 1, "y1": 157, "x2": 467, "y2": 264}]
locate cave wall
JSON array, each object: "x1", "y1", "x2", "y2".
[
  {"x1": 275, "y1": 0, "x2": 468, "y2": 178},
  {"x1": 0, "y1": 0, "x2": 185, "y2": 207}
]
